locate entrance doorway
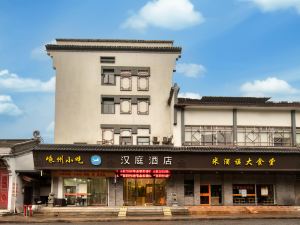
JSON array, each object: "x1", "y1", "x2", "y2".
[
  {"x1": 0, "y1": 168, "x2": 8, "y2": 209},
  {"x1": 124, "y1": 178, "x2": 166, "y2": 206},
  {"x1": 200, "y1": 184, "x2": 222, "y2": 205}
]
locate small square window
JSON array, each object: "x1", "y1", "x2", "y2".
[
  {"x1": 120, "y1": 70, "x2": 132, "y2": 91},
  {"x1": 137, "y1": 99, "x2": 149, "y2": 115},
  {"x1": 120, "y1": 136, "x2": 132, "y2": 145},
  {"x1": 102, "y1": 98, "x2": 115, "y2": 114},
  {"x1": 102, "y1": 69, "x2": 115, "y2": 85},
  {"x1": 137, "y1": 70, "x2": 149, "y2": 91},
  {"x1": 120, "y1": 99, "x2": 132, "y2": 114},
  {"x1": 137, "y1": 137, "x2": 150, "y2": 145}
]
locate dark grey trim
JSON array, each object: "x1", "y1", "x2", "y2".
[
  {"x1": 291, "y1": 110, "x2": 296, "y2": 146},
  {"x1": 233, "y1": 109, "x2": 237, "y2": 145},
  {"x1": 100, "y1": 56, "x2": 115, "y2": 64},
  {"x1": 101, "y1": 95, "x2": 150, "y2": 105},
  {"x1": 101, "y1": 66, "x2": 150, "y2": 76},
  {"x1": 181, "y1": 108, "x2": 185, "y2": 145},
  {"x1": 100, "y1": 124, "x2": 151, "y2": 134},
  {"x1": 174, "y1": 107, "x2": 178, "y2": 125},
  {"x1": 56, "y1": 38, "x2": 174, "y2": 44},
  {"x1": 46, "y1": 44, "x2": 182, "y2": 53}
]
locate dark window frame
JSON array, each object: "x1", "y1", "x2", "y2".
[
  {"x1": 102, "y1": 69, "x2": 116, "y2": 85},
  {"x1": 184, "y1": 179, "x2": 194, "y2": 197},
  {"x1": 137, "y1": 136, "x2": 150, "y2": 145},
  {"x1": 100, "y1": 56, "x2": 115, "y2": 64},
  {"x1": 101, "y1": 98, "x2": 115, "y2": 114}
]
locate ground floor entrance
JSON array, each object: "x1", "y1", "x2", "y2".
[
  {"x1": 0, "y1": 169, "x2": 8, "y2": 209},
  {"x1": 123, "y1": 178, "x2": 167, "y2": 206}
]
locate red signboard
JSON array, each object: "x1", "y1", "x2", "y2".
[
  {"x1": 117, "y1": 169, "x2": 171, "y2": 178},
  {"x1": 0, "y1": 170, "x2": 8, "y2": 209}
]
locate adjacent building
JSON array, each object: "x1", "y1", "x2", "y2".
[{"x1": 32, "y1": 38, "x2": 300, "y2": 207}]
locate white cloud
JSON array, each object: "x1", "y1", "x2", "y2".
[
  {"x1": 0, "y1": 95, "x2": 22, "y2": 116},
  {"x1": 178, "y1": 92, "x2": 202, "y2": 99},
  {"x1": 249, "y1": 0, "x2": 300, "y2": 13},
  {"x1": 240, "y1": 77, "x2": 299, "y2": 96},
  {"x1": 31, "y1": 40, "x2": 55, "y2": 61},
  {"x1": 46, "y1": 121, "x2": 55, "y2": 133},
  {"x1": 176, "y1": 63, "x2": 206, "y2": 78},
  {"x1": 0, "y1": 69, "x2": 55, "y2": 92},
  {"x1": 122, "y1": 0, "x2": 204, "y2": 31}
]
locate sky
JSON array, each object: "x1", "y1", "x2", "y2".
[{"x1": 0, "y1": 0, "x2": 300, "y2": 143}]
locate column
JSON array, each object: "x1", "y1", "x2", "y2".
[{"x1": 223, "y1": 174, "x2": 233, "y2": 205}]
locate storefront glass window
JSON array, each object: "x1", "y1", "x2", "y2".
[
  {"x1": 123, "y1": 178, "x2": 166, "y2": 206},
  {"x1": 233, "y1": 184, "x2": 256, "y2": 204},
  {"x1": 256, "y1": 184, "x2": 274, "y2": 205},
  {"x1": 63, "y1": 178, "x2": 107, "y2": 206}
]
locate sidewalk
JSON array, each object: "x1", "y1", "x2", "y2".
[{"x1": 0, "y1": 206, "x2": 300, "y2": 223}]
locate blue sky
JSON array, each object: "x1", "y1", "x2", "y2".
[{"x1": 0, "y1": 0, "x2": 300, "y2": 143}]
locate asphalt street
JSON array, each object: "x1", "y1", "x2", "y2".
[{"x1": 1, "y1": 219, "x2": 300, "y2": 225}]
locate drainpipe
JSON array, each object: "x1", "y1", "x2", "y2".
[{"x1": 13, "y1": 172, "x2": 18, "y2": 214}]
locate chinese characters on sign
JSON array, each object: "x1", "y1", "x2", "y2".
[
  {"x1": 45, "y1": 155, "x2": 84, "y2": 164},
  {"x1": 121, "y1": 155, "x2": 173, "y2": 166},
  {"x1": 211, "y1": 157, "x2": 276, "y2": 167}
]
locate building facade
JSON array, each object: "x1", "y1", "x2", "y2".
[{"x1": 33, "y1": 39, "x2": 300, "y2": 207}]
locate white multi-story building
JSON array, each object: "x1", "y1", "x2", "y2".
[{"x1": 32, "y1": 39, "x2": 300, "y2": 207}]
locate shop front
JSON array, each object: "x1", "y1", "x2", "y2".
[{"x1": 33, "y1": 145, "x2": 300, "y2": 206}]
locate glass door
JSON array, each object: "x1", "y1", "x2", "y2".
[{"x1": 200, "y1": 184, "x2": 210, "y2": 205}]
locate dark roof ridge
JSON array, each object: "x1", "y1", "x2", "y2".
[
  {"x1": 46, "y1": 44, "x2": 182, "y2": 53},
  {"x1": 56, "y1": 38, "x2": 174, "y2": 44}
]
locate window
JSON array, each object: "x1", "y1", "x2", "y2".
[
  {"x1": 102, "y1": 98, "x2": 115, "y2": 114},
  {"x1": 137, "y1": 70, "x2": 149, "y2": 91},
  {"x1": 102, "y1": 69, "x2": 115, "y2": 85},
  {"x1": 101, "y1": 129, "x2": 114, "y2": 145},
  {"x1": 184, "y1": 179, "x2": 194, "y2": 197},
  {"x1": 120, "y1": 70, "x2": 132, "y2": 91},
  {"x1": 297, "y1": 128, "x2": 300, "y2": 145},
  {"x1": 185, "y1": 126, "x2": 233, "y2": 146},
  {"x1": 120, "y1": 99, "x2": 131, "y2": 114},
  {"x1": 237, "y1": 126, "x2": 292, "y2": 147},
  {"x1": 120, "y1": 129, "x2": 132, "y2": 145},
  {"x1": 100, "y1": 56, "x2": 115, "y2": 63},
  {"x1": 137, "y1": 137, "x2": 150, "y2": 145},
  {"x1": 137, "y1": 99, "x2": 149, "y2": 115}
]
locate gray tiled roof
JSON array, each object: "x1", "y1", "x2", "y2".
[
  {"x1": 56, "y1": 38, "x2": 174, "y2": 43},
  {"x1": 177, "y1": 97, "x2": 300, "y2": 107},
  {"x1": 34, "y1": 144, "x2": 300, "y2": 154},
  {"x1": 46, "y1": 44, "x2": 182, "y2": 53}
]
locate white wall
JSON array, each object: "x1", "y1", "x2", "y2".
[
  {"x1": 296, "y1": 111, "x2": 300, "y2": 127},
  {"x1": 237, "y1": 110, "x2": 291, "y2": 126},
  {"x1": 185, "y1": 108, "x2": 233, "y2": 126},
  {"x1": 50, "y1": 50, "x2": 179, "y2": 144}
]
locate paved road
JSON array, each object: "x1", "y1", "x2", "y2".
[{"x1": 1, "y1": 219, "x2": 300, "y2": 225}]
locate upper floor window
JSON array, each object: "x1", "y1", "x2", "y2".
[
  {"x1": 137, "y1": 70, "x2": 149, "y2": 91},
  {"x1": 137, "y1": 137, "x2": 150, "y2": 145},
  {"x1": 120, "y1": 129, "x2": 132, "y2": 145},
  {"x1": 237, "y1": 126, "x2": 292, "y2": 147},
  {"x1": 297, "y1": 128, "x2": 300, "y2": 145},
  {"x1": 120, "y1": 70, "x2": 132, "y2": 91},
  {"x1": 137, "y1": 99, "x2": 149, "y2": 115},
  {"x1": 102, "y1": 69, "x2": 115, "y2": 85},
  {"x1": 120, "y1": 98, "x2": 132, "y2": 114},
  {"x1": 100, "y1": 56, "x2": 115, "y2": 64},
  {"x1": 102, "y1": 98, "x2": 115, "y2": 114},
  {"x1": 101, "y1": 128, "x2": 114, "y2": 145},
  {"x1": 185, "y1": 126, "x2": 233, "y2": 146}
]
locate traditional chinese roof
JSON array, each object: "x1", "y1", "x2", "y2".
[
  {"x1": 34, "y1": 144, "x2": 300, "y2": 154},
  {"x1": 0, "y1": 139, "x2": 39, "y2": 155},
  {"x1": 176, "y1": 96, "x2": 300, "y2": 108}
]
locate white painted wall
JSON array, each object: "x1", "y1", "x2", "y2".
[
  {"x1": 237, "y1": 110, "x2": 291, "y2": 126},
  {"x1": 185, "y1": 108, "x2": 233, "y2": 126},
  {"x1": 49, "y1": 48, "x2": 179, "y2": 144},
  {"x1": 296, "y1": 111, "x2": 300, "y2": 127}
]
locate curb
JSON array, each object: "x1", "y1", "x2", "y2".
[{"x1": 1, "y1": 215, "x2": 300, "y2": 223}]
